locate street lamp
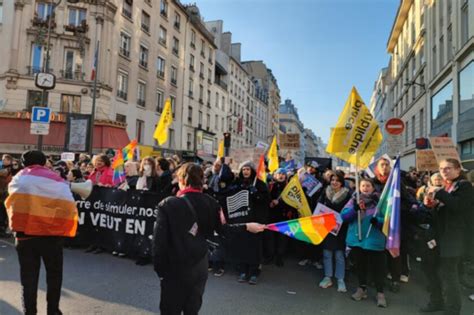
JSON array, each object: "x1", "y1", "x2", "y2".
[{"x1": 404, "y1": 78, "x2": 426, "y2": 90}]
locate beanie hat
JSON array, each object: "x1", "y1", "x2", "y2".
[
  {"x1": 239, "y1": 160, "x2": 256, "y2": 171},
  {"x1": 275, "y1": 168, "x2": 286, "y2": 175},
  {"x1": 21, "y1": 150, "x2": 46, "y2": 167}
]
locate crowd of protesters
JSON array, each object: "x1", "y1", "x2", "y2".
[{"x1": 1, "y1": 150, "x2": 474, "y2": 315}]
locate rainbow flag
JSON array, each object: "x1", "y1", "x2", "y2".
[
  {"x1": 112, "y1": 149, "x2": 126, "y2": 185},
  {"x1": 256, "y1": 154, "x2": 266, "y2": 184},
  {"x1": 122, "y1": 139, "x2": 137, "y2": 161},
  {"x1": 266, "y1": 213, "x2": 337, "y2": 245},
  {"x1": 5, "y1": 165, "x2": 78, "y2": 237},
  {"x1": 379, "y1": 157, "x2": 401, "y2": 257}
]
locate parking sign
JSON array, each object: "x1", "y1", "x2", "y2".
[{"x1": 31, "y1": 107, "x2": 51, "y2": 124}]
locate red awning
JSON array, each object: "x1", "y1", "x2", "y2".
[{"x1": 0, "y1": 118, "x2": 129, "y2": 151}]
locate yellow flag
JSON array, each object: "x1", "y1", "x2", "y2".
[
  {"x1": 267, "y1": 136, "x2": 279, "y2": 173},
  {"x1": 217, "y1": 140, "x2": 224, "y2": 158},
  {"x1": 326, "y1": 87, "x2": 383, "y2": 169},
  {"x1": 281, "y1": 175, "x2": 312, "y2": 217},
  {"x1": 153, "y1": 99, "x2": 173, "y2": 145}
]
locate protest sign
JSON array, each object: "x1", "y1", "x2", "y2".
[
  {"x1": 313, "y1": 203, "x2": 343, "y2": 236},
  {"x1": 429, "y1": 137, "x2": 461, "y2": 164},
  {"x1": 279, "y1": 134, "x2": 300, "y2": 150},
  {"x1": 75, "y1": 187, "x2": 166, "y2": 257},
  {"x1": 230, "y1": 147, "x2": 265, "y2": 172},
  {"x1": 299, "y1": 172, "x2": 322, "y2": 197},
  {"x1": 416, "y1": 149, "x2": 439, "y2": 172}
]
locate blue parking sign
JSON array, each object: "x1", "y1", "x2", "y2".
[{"x1": 31, "y1": 107, "x2": 51, "y2": 123}]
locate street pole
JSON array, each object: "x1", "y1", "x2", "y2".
[
  {"x1": 38, "y1": 0, "x2": 62, "y2": 151},
  {"x1": 89, "y1": 40, "x2": 99, "y2": 156}
]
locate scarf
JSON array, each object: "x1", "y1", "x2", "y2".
[
  {"x1": 325, "y1": 185, "x2": 350, "y2": 205},
  {"x1": 375, "y1": 170, "x2": 389, "y2": 184},
  {"x1": 177, "y1": 187, "x2": 202, "y2": 196},
  {"x1": 136, "y1": 175, "x2": 148, "y2": 190}
]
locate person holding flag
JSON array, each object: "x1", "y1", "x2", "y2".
[{"x1": 154, "y1": 98, "x2": 173, "y2": 146}]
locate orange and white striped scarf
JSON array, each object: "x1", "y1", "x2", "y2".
[{"x1": 5, "y1": 165, "x2": 78, "y2": 237}]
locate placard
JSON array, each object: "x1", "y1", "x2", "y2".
[
  {"x1": 416, "y1": 149, "x2": 439, "y2": 172},
  {"x1": 279, "y1": 133, "x2": 300, "y2": 149},
  {"x1": 429, "y1": 137, "x2": 461, "y2": 164},
  {"x1": 61, "y1": 152, "x2": 75, "y2": 161},
  {"x1": 229, "y1": 147, "x2": 265, "y2": 172},
  {"x1": 313, "y1": 203, "x2": 342, "y2": 236}
]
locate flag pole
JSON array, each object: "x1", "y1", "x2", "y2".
[{"x1": 355, "y1": 155, "x2": 362, "y2": 241}]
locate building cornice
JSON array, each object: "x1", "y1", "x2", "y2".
[{"x1": 387, "y1": 0, "x2": 413, "y2": 53}]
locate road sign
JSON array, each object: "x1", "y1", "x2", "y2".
[
  {"x1": 30, "y1": 122, "x2": 50, "y2": 135},
  {"x1": 385, "y1": 118, "x2": 405, "y2": 135},
  {"x1": 31, "y1": 106, "x2": 51, "y2": 124}
]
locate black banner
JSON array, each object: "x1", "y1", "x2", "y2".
[{"x1": 75, "y1": 187, "x2": 166, "y2": 257}]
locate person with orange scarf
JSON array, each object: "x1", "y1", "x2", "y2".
[{"x1": 5, "y1": 150, "x2": 78, "y2": 315}]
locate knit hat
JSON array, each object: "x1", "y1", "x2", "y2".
[
  {"x1": 239, "y1": 160, "x2": 256, "y2": 171},
  {"x1": 21, "y1": 150, "x2": 46, "y2": 167},
  {"x1": 275, "y1": 168, "x2": 286, "y2": 175},
  {"x1": 306, "y1": 160, "x2": 319, "y2": 169}
]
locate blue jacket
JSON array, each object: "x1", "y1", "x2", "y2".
[{"x1": 341, "y1": 194, "x2": 386, "y2": 251}]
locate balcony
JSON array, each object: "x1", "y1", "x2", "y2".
[
  {"x1": 157, "y1": 71, "x2": 165, "y2": 79},
  {"x1": 32, "y1": 16, "x2": 56, "y2": 29},
  {"x1": 60, "y1": 69, "x2": 85, "y2": 80},
  {"x1": 139, "y1": 60, "x2": 148, "y2": 68},
  {"x1": 200, "y1": 51, "x2": 205, "y2": 58},
  {"x1": 172, "y1": 48, "x2": 179, "y2": 56},
  {"x1": 174, "y1": 21, "x2": 180, "y2": 30},
  {"x1": 189, "y1": 65, "x2": 195, "y2": 72},
  {"x1": 159, "y1": 38, "x2": 167, "y2": 46},
  {"x1": 214, "y1": 78, "x2": 227, "y2": 91},
  {"x1": 119, "y1": 47, "x2": 130, "y2": 58},
  {"x1": 137, "y1": 99, "x2": 146, "y2": 107},
  {"x1": 208, "y1": 57, "x2": 213, "y2": 64},
  {"x1": 199, "y1": 73, "x2": 204, "y2": 80},
  {"x1": 160, "y1": 10, "x2": 167, "y2": 18},
  {"x1": 207, "y1": 102, "x2": 211, "y2": 108},
  {"x1": 208, "y1": 78, "x2": 212, "y2": 85},
  {"x1": 171, "y1": 78, "x2": 177, "y2": 85},
  {"x1": 199, "y1": 98, "x2": 203, "y2": 105},
  {"x1": 27, "y1": 66, "x2": 44, "y2": 75},
  {"x1": 188, "y1": 91, "x2": 193, "y2": 98},
  {"x1": 141, "y1": 24, "x2": 150, "y2": 33},
  {"x1": 117, "y1": 90, "x2": 128, "y2": 100},
  {"x1": 190, "y1": 42, "x2": 196, "y2": 49},
  {"x1": 64, "y1": 21, "x2": 89, "y2": 33}
]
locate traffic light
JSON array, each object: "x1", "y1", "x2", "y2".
[{"x1": 224, "y1": 132, "x2": 231, "y2": 148}]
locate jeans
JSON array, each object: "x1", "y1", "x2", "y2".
[
  {"x1": 16, "y1": 237, "x2": 64, "y2": 315},
  {"x1": 323, "y1": 249, "x2": 345, "y2": 280},
  {"x1": 387, "y1": 240, "x2": 410, "y2": 280},
  {"x1": 439, "y1": 257, "x2": 462, "y2": 315}
]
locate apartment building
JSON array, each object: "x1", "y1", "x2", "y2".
[{"x1": 279, "y1": 99, "x2": 305, "y2": 164}]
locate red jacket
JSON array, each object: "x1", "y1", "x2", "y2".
[{"x1": 88, "y1": 166, "x2": 114, "y2": 186}]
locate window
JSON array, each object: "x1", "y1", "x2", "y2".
[
  {"x1": 215, "y1": 114, "x2": 218, "y2": 130},
  {"x1": 30, "y1": 44, "x2": 45, "y2": 74},
  {"x1": 170, "y1": 66, "x2": 177, "y2": 85},
  {"x1": 141, "y1": 11, "x2": 150, "y2": 33},
  {"x1": 169, "y1": 128, "x2": 175, "y2": 148},
  {"x1": 405, "y1": 120, "x2": 409, "y2": 146},
  {"x1": 461, "y1": 140, "x2": 473, "y2": 155},
  {"x1": 198, "y1": 110, "x2": 203, "y2": 125},
  {"x1": 137, "y1": 82, "x2": 146, "y2": 107},
  {"x1": 431, "y1": 81, "x2": 453, "y2": 132},
  {"x1": 199, "y1": 85, "x2": 203, "y2": 103},
  {"x1": 116, "y1": 114, "x2": 126, "y2": 123},
  {"x1": 188, "y1": 106, "x2": 193, "y2": 123},
  {"x1": 159, "y1": 26, "x2": 167, "y2": 46},
  {"x1": 206, "y1": 114, "x2": 210, "y2": 129},
  {"x1": 459, "y1": 62, "x2": 474, "y2": 115},
  {"x1": 170, "y1": 95, "x2": 176, "y2": 118},
  {"x1": 208, "y1": 48, "x2": 213, "y2": 63},
  {"x1": 188, "y1": 78, "x2": 194, "y2": 96},
  {"x1": 461, "y1": 3, "x2": 469, "y2": 45},
  {"x1": 432, "y1": 45, "x2": 437, "y2": 75},
  {"x1": 120, "y1": 32, "x2": 131, "y2": 57},
  {"x1": 27, "y1": 90, "x2": 47, "y2": 111},
  {"x1": 136, "y1": 119, "x2": 145, "y2": 144},
  {"x1": 187, "y1": 133, "x2": 192, "y2": 150},
  {"x1": 199, "y1": 62, "x2": 204, "y2": 78},
  {"x1": 174, "y1": 12, "x2": 180, "y2": 30},
  {"x1": 156, "y1": 90, "x2": 164, "y2": 112},
  {"x1": 411, "y1": 115, "x2": 415, "y2": 144},
  {"x1": 63, "y1": 49, "x2": 83, "y2": 79},
  {"x1": 160, "y1": 0, "x2": 168, "y2": 17},
  {"x1": 215, "y1": 92, "x2": 219, "y2": 107},
  {"x1": 201, "y1": 39, "x2": 205, "y2": 57},
  {"x1": 60, "y1": 94, "x2": 81, "y2": 113},
  {"x1": 439, "y1": 35, "x2": 444, "y2": 69},
  {"x1": 447, "y1": 25, "x2": 453, "y2": 61},
  {"x1": 420, "y1": 108, "x2": 424, "y2": 136},
  {"x1": 189, "y1": 54, "x2": 195, "y2": 71},
  {"x1": 156, "y1": 57, "x2": 165, "y2": 78},
  {"x1": 122, "y1": 0, "x2": 132, "y2": 18},
  {"x1": 0, "y1": 1, "x2": 3, "y2": 24},
  {"x1": 207, "y1": 90, "x2": 211, "y2": 106},
  {"x1": 139, "y1": 45, "x2": 149, "y2": 68},
  {"x1": 221, "y1": 117, "x2": 225, "y2": 132},
  {"x1": 68, "y1": 7, "x2": 86, "y2": 26},
  {"x1": 36, "y1": 2, "x2": 53, "y2": 21},
  {"x1": 208, "y1": 69, "x2": 212, "y2": 83},
  {"x1": 190, "y1": 30, "x2": 196, "y2": 48},
  {"x1": 172, "y1": 37, "x2": 179, "y2": 56},
  {"x1": 117, "y1": 70, "x2": 128, "y2": 100}
]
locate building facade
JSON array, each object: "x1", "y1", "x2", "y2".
[{"x1": 279, "y1": 99, "x2": 305, "y2": 163}]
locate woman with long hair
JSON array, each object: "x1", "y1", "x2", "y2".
[{"x1": 136, "y1": 157, "x2": 159, "y2": 192}]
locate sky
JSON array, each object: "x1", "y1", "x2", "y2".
[{"x1": 193, "y1": 0, "x2": 400, "y2": 143}]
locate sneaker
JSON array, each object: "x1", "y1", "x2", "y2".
[
  {"x1": 213, "y1": 269, "x2": 225, "y2": 277},
  {"x1": 319, "y1": 277, "x2": 333, "y2": 289},
  {"x1": 386, "y1": 273, "x2": 392, "y2": 280},
  {"x1": 337, "y1": 279, "x2": 347, "y2": 293},
  {"x1": 400, "y1": 275, "x2": 409, "y2": 283},
  {"x1": 416, "y1": 256, "x2": 422, "y2": 262},
  {"x1": 298, "y1": 259, "x2": 310, "y2": 266},
  {"x1": 112, "y1": 251, "x2": 118, "y2": 256},
  {"x1": 351, "y1": 287, "x2": 368, "y2": 301},
  {"x1": 238, "y1": 273, "x2": 248, "y2": 283},
  {"x1": 248, "y1": 276, "x2": 258, "y2": 285},
  {"x1": 376, "y1": 293, "x2": 387, "y2": 308},
  {"x1": 118, "y1": 253, "x2": 126, "y2": 257},
  {"x1": 390, "y1": 281, "x2": 400, "y2": 293},
  {"x1": 313, "y1": 261, "x2": 323, "y2": 270}
]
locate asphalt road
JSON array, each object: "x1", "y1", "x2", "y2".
[{"x1": 1, "y1": 238, "x2": 473, "y2": 315}]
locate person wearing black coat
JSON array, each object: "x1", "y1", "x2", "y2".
[
  {"x1": 419, "y1": 159, "x2": 474, "y2": 314},
  {"x1": 226, "y1": 160, "x2": 270, "y2": 285},
  {"x1": 153, "y1": 163, "x2": 264, "y2": 314},
  {"x1": 317, "y1": 172, "x2": 351, "y2": 292}
]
